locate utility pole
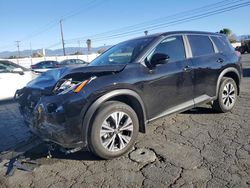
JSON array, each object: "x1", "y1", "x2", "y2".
[
  {"x1": 60, "y1": 19, "x2": 66, "y2": 56},
  {"x1": 15, "y1": 41, "x2": 21, "y2": 58},
  {"x1": 78, "y1": 40, "x2": 81, "y2": 54},
  {"x1": 30, "y1": 42, "x2": 33, "y2": 57},
  {"x1": 30, "y1": 42, "x2": 33, "y2": 65},
  {"x1": 15, "y1": 41, "x2": 21, "y2": 64}
]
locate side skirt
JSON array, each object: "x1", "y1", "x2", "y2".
[{"x1": 147, "y1": 95, "x2": 215, "y2": 123}]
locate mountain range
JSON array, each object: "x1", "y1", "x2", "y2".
[
  {"x1": 1, "y1": 34, "x2": 250, "y2": 58},
  {"x1": 0, "y1": 46, "x2": 112, "y2": 58}
]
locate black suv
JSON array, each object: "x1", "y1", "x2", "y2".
[{"x1": 16, "y1": 31, "x2": 242, "y2": 159}]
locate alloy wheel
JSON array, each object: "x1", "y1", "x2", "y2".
[
  {"x1": 100, "y1": 111, "x2": 133, "y2": 152},
  {"x1": 222, "y1": 82, "x2": 236, "y2": 108}
]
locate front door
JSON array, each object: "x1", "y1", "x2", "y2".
[{"x1": 142, "y1": 35, "x2": 195, "y2": 119}]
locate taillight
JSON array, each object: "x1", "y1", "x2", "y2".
[
  {"x1": 31, "y1": 65, "x2": 37, "y2": 69},
  {"x1": 55, "y1": 64, "x2": 61, "y2": 68}
]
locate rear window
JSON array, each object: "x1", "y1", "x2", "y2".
[
  {"x1": 188, "y1": 35, "x2": 214, "y2": 57},
  {"x1": 211, "y1": 36, "x2": 234, "y2": 53}
]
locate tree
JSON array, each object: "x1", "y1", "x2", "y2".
[
  {"x1": 8, "y1": 55, "x2": 18, "y2": 59},
  {"x1": 219, "y1": 28, "x2": 232, "y2": 37},
  {"x1": 32, "y1": 52, "x2": 43, "y2": 58},
  {"x1": 71, "y1": 51, "x2": 82, "y2": 55},
  {"x1": 219, "y1": 28, "x2": 237, "y2": 43}
]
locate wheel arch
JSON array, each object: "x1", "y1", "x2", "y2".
[
  {"x1": 216, "y1": 67, "x2": 241, "y2": 97},
  {"x1": 81, "y1": 89, "x2": 147, "y2": 146}
]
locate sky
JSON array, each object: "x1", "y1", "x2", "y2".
[{"x1": 0, "y1": 0, "x2": 249, "y2": 52}]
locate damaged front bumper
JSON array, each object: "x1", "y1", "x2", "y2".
[{"x1": 15, "y1": 88, "x2": 88, "y2": 149}]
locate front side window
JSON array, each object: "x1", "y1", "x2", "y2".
[
  {"x1": 150, "y1": 35, "x2": 186, "y2": 63},
  {"x1": 76, "y1": 60, "x2": 83, "y2": 64},
  {"x1": 47, "y1": 61, "x2": 55, "y2": 68},
  {"x1": 60, "y1": 60, "x2": 69, "y2": 65},
  {"x1": 90, "y1": 37, "x2": 154, "y2": 66},
  {"x1": 188, "y1": 35, "x2": 214, "y2": 57}
]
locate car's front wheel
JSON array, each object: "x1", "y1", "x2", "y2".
[
  {"x1": 89, "y1": 101, "x2": 139, "y2": 159},
  {"x1": 212, "y1": 77, "x2": 238, "y2": 113}
]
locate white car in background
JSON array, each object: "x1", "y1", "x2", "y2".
[{"x1": 0, "y1": 60, "x2": 36, "y2": 100}]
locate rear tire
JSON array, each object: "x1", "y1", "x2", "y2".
[
  {"x1": 89, "y1": 101, "x2": 139, "y2": 159},
  {"x1": 212, "y1": 77, "x2": 238, "y2": 113}
]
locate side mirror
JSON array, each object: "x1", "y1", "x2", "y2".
[
  {"x1": 12, "y1": 68, "x2": 24, "y2": 75},
  {"x1": 150, "y1": 53, "x2": 169, "y2": 68}
]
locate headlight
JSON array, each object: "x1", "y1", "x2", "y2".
[
  {"x1": 58, "y1": 79, "x2": 76, "y2": 91},
  {"x1": 54, "y1": 77, "x2": 96, "y2": 95}
]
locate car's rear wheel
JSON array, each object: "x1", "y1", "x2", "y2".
[
  {"x1": 212, "y1": 77, "x2": 238, "y2": 113},
  {"x1": 89, "y1": 101, "x2": 139, "y2": 159}
]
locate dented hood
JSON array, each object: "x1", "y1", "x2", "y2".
[{"x1": 26, "y1": 64, "x2": 126, "y2": 90}]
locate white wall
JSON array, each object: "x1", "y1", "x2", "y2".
[
  {"x1": 231, "y1": 42, "x2": 241, "y2": 48},
  {"x1": 2, "y1": 54, "x2": 99, "y2": 68}
]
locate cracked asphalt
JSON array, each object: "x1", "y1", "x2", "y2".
[{"x1": 0, "y1": 54, "x2": 250, "y2": 188}]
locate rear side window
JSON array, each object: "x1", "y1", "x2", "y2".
[
  {"x1": 152, "y1": 36, "x2": 186, "y2": 63},
  {"x1": 188, "y1": 35, "x2": 214, "y2": 57},
  {"x1": 211, "y1": 36, "x2": 234, "y2": 53}
]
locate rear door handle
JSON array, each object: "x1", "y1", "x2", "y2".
[
  {"x1": 183, "y1": 66, "x2": 192, "y2": 72},
  {"x1": 217, "y1": 58, "x2": 224, "y2": 63}
]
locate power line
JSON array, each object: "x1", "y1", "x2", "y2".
[
  {"x1": 92, "y1": 1, "x2": 250, "y2": 41},
  {"x1": 62, "y1": 0, "x2": 104, "y2": 21},
  {"x1": 17, "y1": 0, "x2": 104, "y2": 45},
  {"x1": 45, "y1": 0, "x2": 250, "y2": 49},
  {"x1": 45, "y1": 42, "x2": 61, "y2": 49},
  {"x1": 66, "y1": 0, "x2": 245, "y2": 43},
  {"x1": 20, "y1": 20, "x2": 59, "y2": 42},
  {"x1": 67, "y1": 0, "x2": 250, "y2": 43}
]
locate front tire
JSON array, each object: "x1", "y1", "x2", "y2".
[
  {"x1": 212, "y1": 77, "x2": 238, "y2": 113},
  {"x1": 89, "y1": 101, "x2": 139, "y2": 159}
]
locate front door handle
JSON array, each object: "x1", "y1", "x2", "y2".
[
  {"x1": 217, "y1": 58, "x2": 224, "y2": 63},
  {"x1": 183, "y1": 66, "x2": 192, "y2": 72}
]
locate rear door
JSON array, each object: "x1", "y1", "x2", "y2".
[
  {"x1": 187, "y1": 34, "x2": 222, "y2": 101},
  {"x1": 210, "y1": 35, "x2": 236, "y2": 65}
]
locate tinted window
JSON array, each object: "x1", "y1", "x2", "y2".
[
  {"x1": 188, "y1": 35, "x2": 214, "y2": 57},
  {"x1": 60, "y1": 60, "x2": 70, "y2": 65},
  {"x1": 0, "y1": 61, "x2": 23, "y2": 73},
  {"x1": 76, "y1": 60, "x2": 86, "y2": 64},
  {"x1": 46, "y1": 61, "x2": 56, "y2": 68},
  {"x1": 152, "y1": 36, "x2": 186, "y2": 63},
  {"x1": 211, "y1": 36, "x2": 234, "y2": 53},
  {"x1": 0, "y1": 63, "x2": 9, "y2": 73}
]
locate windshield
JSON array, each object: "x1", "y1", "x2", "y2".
[{"x1": 90, "y1": 37, "x2": 154, "y2": 66}]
